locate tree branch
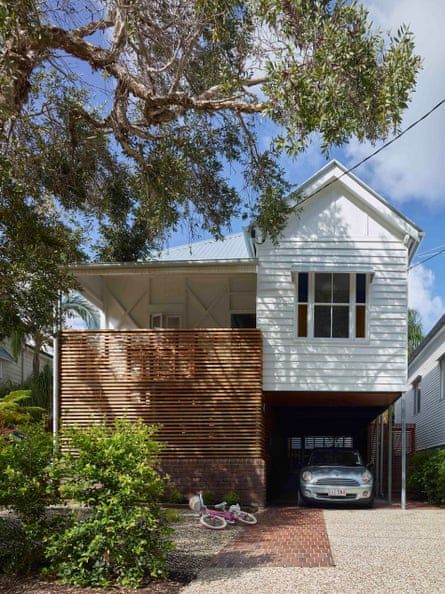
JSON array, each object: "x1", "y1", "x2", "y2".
[{"x1": 73, "y1": 18, "x2": 114, "y2": 38}]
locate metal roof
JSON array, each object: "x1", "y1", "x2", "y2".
[
  {"x1": 155, "y1": 230, "x2": 254, "y2": 261},
  {"x1": 0, "y1": 346, "x2": 15, "y2": 362},
  {"x1": 409, "y1": 314, "x2": 445, "y2": 367}
]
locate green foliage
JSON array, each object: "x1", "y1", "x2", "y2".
[
  {"x1": 408, "y1": 449, "x2": 445, "y2": 504},
  {"x1": 0, "y1": 422, "x2": 55, "y2": 523},
  {"x1": 0, "y1": 389, "x2": 44, "y2": 427},
  {"x1": 223, "y1": 491, "x2": 240, "y2": 506},
  {"x1": 27, "y1": 363, "x2": 52, "y2": 412},
  {"x1": 62, "y1": 292, "x2": 100, "y2": 329},
  {"x1": 202, "y1": 491, "x2": 216, "y2": 506},
  {"x1": 0, "y1": 421, "x2": 55, "y2": 573},
  {"x1": 0, "y1": 149, "x2": 82, "y2": 340},
  {"x1": 0, "y1": 364, "x2": 52, "y2": 416},
  {"x1": 46, "y1": 418, "x2": 173, "y2": 587},
  {"x1": 163, "y1": 485, "x2": 187, "y2": 504},
  {"x1": 408, "y1": 308, "x2": 424, "y2": 356}
]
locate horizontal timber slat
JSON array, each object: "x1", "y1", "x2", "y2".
[{"x1": 59, "y1": 329, "x2": 263, "y2": 458}]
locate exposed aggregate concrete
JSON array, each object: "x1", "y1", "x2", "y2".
[{"x1": 183, "y1": 507, "x2": 445, "y2": 594}]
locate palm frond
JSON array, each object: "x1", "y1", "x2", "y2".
[{"x1": 62, "y1": 293, "x2": 100, "y2": 329}]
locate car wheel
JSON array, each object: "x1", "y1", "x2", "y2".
[
  {"x1": 297, "y1": 490, "x2": 308, "y2": 507},
  {"x1": 362, "y1": 497, "x2": 375, "y2": 509}
]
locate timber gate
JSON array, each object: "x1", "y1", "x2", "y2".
[{"x1": 368, "y1": 421, "x2": 416, "y2": 496}]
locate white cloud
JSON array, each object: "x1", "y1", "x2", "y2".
[
  {"x1": 345, "y1": 0, "x2": 445, "y2": 206},
  {"x1": 408, "y1": 264, "x2": 445, "y2": 331}
]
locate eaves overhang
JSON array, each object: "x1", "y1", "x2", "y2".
[
  {"x1": 70, "y1": 258, "x2": 258, "y2": 276},
  {"x1": 409, "y1": 314, "x2": 445, "y2": 369}
]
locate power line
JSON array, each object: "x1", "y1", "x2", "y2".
[
  {"x1": 295, "y1": 96, "x2": 445, "y2": 204},
  {"x1": 409, "y1": 247, "x2": 445, "y2": 270},
  {"x1": 414, "y1": 243, "x2": 445, "y2": 258}
]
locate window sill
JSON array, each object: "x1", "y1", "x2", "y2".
[{"x1": 293, "y1": 337, "x2": 371, "y2": 346}]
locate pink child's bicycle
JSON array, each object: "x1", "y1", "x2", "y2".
[{"x1": 189, "y1": 491, "x2": 257, "y2": 530}]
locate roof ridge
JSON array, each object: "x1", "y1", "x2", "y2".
[{"x1": 159, "y1": 231, "x2": 245, "y2": 253}]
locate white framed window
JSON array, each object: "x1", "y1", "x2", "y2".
[
  {"x1": 295, "y1": 272, "x2": 368, "y2": 339},
  {"x1": 165, "y1": 314, "x2": 182, "y2": 329},
  {"x1": 150, "y1": 313, "x2": 163, "y2": 329},
  {"x1": 412, "y1": 376, "x2": 421, "y2": 415},
  {"x1": 150, "y1": 313, "x2": 182, "y2": 329},
  {"x1": 439, "y1": 356, "x2": 445, "y2": 401}
]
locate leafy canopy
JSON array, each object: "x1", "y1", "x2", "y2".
[{"x1": 0, "y1": 0, "x2": 421, "y2": 336}]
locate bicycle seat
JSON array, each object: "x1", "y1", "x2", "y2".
[{"x1": 214, "y1": 502, "x2": 227, "y2": 510}]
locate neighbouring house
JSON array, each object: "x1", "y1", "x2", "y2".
[
  {"x1": 57, "y1": 160, "x2": 423, "y2": 505},
  {"x1": 0, "y1": 338, "x2": 52, "y2": 387},
  {"x1": 395, "y1": 314, "x2": 445, "y2": 451}
]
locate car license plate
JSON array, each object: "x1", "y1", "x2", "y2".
[{"x1": 328, "y1": 488, "x2": 346, "y2": 497}]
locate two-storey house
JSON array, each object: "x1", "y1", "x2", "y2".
[{"x1": 57, "y1": 161, "x2": 422, "y2": 505}]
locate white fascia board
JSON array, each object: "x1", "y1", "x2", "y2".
[
  {"x1": 71, "y1": 259, "x2": 257, "y2": 276},
  {"x1": 296, "y1": 160, "x2": 423, "y2": 245}
]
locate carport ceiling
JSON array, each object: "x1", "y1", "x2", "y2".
[{"x1": 263, "y1": 391, "x2": 400, "y2": 408}]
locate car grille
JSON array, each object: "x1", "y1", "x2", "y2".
[
  {"x1": 315, "y1": 493, "x2": 357, "y2": 500},
  {"x1": 314, "y1": 478, "x2": 360, "y2": 487}
]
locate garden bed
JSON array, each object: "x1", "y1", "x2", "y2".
[{"x1": 0, "y1": 510, "x2": 240, "y2": 594}]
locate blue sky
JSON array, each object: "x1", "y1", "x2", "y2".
[{"x1": 166, "y1": 0, "x2": 445, "y2": 334}]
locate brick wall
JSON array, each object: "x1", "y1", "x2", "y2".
[{"x1": 161, "y1": 458, "x2": 266, "y2": 506}]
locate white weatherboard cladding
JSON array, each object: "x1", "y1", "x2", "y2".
[
  {"x1": 0, "y1": 339, "x2": 52, "y2": 385},
  {"x1": 395, "y1": 326, "x2": 445, "y2": 450},
  {"x1": 256, "y1": 184, "x2": 409, "y2": 392}
]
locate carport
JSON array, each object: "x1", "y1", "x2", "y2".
[{"x1": 264, "y1": 391, "x2": 399, "y2": 504}]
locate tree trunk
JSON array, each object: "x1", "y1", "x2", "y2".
[{"x1": 32, "y1": 334, "x2": 44, "y2": 377}]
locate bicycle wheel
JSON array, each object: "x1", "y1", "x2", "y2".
[
  {"x1": 200, "y1": 513, "x2": 227, "y2": 530},
  {"x1": 236, "y1": 511, "x2": 257, "y2": 525}
]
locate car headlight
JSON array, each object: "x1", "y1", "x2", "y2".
[
  {"x1": 361, "y1": 471, "x2": 372, "y2": 484},
  {"x1": 301, "y1": 471, "x2": 312, "y2": 482}
]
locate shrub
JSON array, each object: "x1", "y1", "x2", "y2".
[
  {"x1": 223, "y1": 491, "x2": 240, "y2": 506},
  {"x1": 0, "y1": 517, "x2": 45, "y2": 574},
  {"x1": 163, "y1": 485, "x2": 186, "y2": 504},
  {"x1": 0, "y1": 364, "x2": 52, "y2": 420},
  {"x1": 0, "y1": 390, "x2": 44, "y2": 428},
  {"x1": 0, "y1": 422, "x2": 56, "y2": 573},
  {"x1": 0, "y1": 421, "x2": 55, "y2": 523},
  {"x1": 46, "y1": 418, "x2": 173, "y2": 588},
  {"x1": 202, "y1": 491, "x2": 216, "y2": 506},
  {"x1": 408, "y1": 448, "x2": 445, "y2": 504}
]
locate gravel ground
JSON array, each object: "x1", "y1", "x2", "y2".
[
  {"x1": 183, "y1": 507, "x2": 445, "y2": 594},
  {"x1": 167, "y1": 510, "x2": 241, "y2": 581},
  {"x1": 0, "y1": 510, "x2": 240, "y2": 594}
]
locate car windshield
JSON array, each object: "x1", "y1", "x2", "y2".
[{"x1": 308, "y1": 450, "x2": 363, "y2": 466}]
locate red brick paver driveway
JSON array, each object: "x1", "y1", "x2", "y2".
[{"x1": 209, "y1": 507, "x2": 334, "y2": 569}]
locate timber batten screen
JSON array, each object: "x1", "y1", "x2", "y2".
[{"x1": 59, "y1": 329, "x2": 263, "y2": 458}]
